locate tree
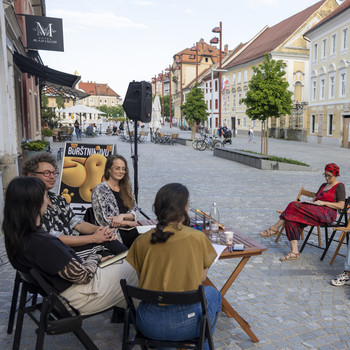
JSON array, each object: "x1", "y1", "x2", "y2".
[
  {"x1": 55, "y1": 95, "x2": 65, "y2": 109},
  {"x1": 241, "y1": 53, "x2": 293, "y2": 155},
  {"x1": 160, "y1": 95, "x2": 174, "y2": 121},
  {"x1": 96, "y1": 105, "x2": 124, "y2": 119},
  {"x1": 180, "y1": 84, "x2": 208, "y2": 139}
]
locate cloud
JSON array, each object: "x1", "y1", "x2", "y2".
[
  {"x1": 51, "y1": 9, "x2": 148, "y2": 29},
  {"x1": 133, "y1": 0, "x2": 155, "y2": 6}
]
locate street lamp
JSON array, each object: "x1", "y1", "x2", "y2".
[
  {"x1": 211, "y1": 68, "x2": 227, "y2": 134},
  {"x1": 190, "y1": 42, "x2": 199, "y2": 83},
  {"x1": 211, "y1": 22, "x2": 223, "y2": 127},
  {"x1": 165, "y1": 65, "x2": 172, "y2": 128},
  {"x1": 175, "y1": 56, "x2": 183, "y2": 129}
]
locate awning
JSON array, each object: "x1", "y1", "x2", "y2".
[{"x1": 13, "y1": 51, "x2": 80, "y2": 88}]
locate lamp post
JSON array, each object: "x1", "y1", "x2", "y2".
[
  {"x1": 190, "y1": 42, "x2": 199, "y2": 83},
  {"x1": 211, "y1": 68, "x2": 227, "y2": 134},
  {"x1": 165, "y1": 65, "x2": 172, "y2": 128},
  {"x1": 175, "y1": 56, "x2": 183, "y2": 129},
  {"x1": 211, "y1": 22, "x2": 223, "y2": 127},
  {"x1": 158, "y1": 71, "x2": 165, "y2": 125}
]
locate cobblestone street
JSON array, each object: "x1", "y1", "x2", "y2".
[{"x1": 1, "y1": 127, "x2": 350, "y2": 350}]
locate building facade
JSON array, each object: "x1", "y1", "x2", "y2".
[{"x1": 304, "y1": 0, "x2": 350, "y2": 147}]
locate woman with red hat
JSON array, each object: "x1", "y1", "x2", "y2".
[{"x1": 260, "y1": 163, "x2": 345, "y2": 261}]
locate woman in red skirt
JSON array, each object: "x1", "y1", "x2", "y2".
[{"x1": 260, "y1": 163, "x2": 346, "y2": 261}]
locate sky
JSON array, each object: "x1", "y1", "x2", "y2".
[{"x1": 40, "y1": 0, "x2": 342, "y2": 98}]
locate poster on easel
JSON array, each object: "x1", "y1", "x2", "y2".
[{"x1": 58, "y1": 142, "x2": 115, "y2": 215}]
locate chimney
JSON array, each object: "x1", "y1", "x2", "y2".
[{"x1": 224, "y1": 44, "x2": 228, "y2": 54}]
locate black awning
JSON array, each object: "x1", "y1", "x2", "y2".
[{"x1": 13, "y1": 51, "x2": 80, "y2": 88}]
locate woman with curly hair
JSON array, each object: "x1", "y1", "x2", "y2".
[
  {"x1": 126, "y1": 183, "x2": 222, "y2": 348},
  {"x1": 92, "y1": 155, "x2": 139, "y2": 248}
]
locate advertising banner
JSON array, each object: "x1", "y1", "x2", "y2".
[
  {"x1": 59, "y1": 142, "x2": 114, "y2": 215},
  {"x1": 25, "y1": 15, "x2": 64, "y2": 51}
]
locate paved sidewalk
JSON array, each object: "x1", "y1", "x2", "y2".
[{"x1": 1, "y1": 125, "x2": 350, "y2": 349}]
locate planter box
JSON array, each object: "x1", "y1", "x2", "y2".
[
  {"x1": 213, "y1": 148, "x2": 316, "y2": 171},
  {"x1": 175, "y1": 138, "x2": 193, "y2": 146}
]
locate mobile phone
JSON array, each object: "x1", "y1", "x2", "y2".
[{"x1": 232, "y1": 244, "x2": 244, "y2": 251}]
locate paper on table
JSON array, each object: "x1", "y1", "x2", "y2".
[
  {"x1": 212, "y1": 244, "x2": 227, "y2": 263},
  {"x1": 137, "y1": 225, "x2": 156, "y2": 234}
]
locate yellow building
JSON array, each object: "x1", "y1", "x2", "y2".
[
  {"x1": 221, "y1": 0, "x2": 338, "y2": 139},
  {"x1": 304, "y1": 0, "x2": 350, "y2": 147}
]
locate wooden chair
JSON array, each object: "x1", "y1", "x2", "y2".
[
  {"x1": 275, "y1": 187, "x2": 321, "y2": 245},
  {"x1": 120, "y1": 279, "x2": 215, "y2": 350}
]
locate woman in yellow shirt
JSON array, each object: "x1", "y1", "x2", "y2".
[{"x1": 126, "y1": 183, "x2": 222, "y2": 349}]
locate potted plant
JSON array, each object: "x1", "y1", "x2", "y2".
[
  {"x1": 21, "y1": 140, "x2": 49, "y2": 160},
  {"x1": 41, "y1": 128, "x2": 54, "y2": 142}
]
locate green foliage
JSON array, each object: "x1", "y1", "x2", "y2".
[
  {"x1": 55, "y1": 95, "x2": 65, "y2": 109},
  {"x1": 160, "y1": 95, "x2": 174, "y2": 117},
  {"x1": 180, "y1": 84, "x2": 208, "y2": 126},
  {"x1": 41, "y1": 108, "x2": 59, "y2": 129},
  {"x1": 41, "y1": 129, "x2": 53, "y2": 137},
  {"x1": 41, "y1": 93, "x2": 48, "y2": 108},
  {"x1": 97, "y1": 105, "x2": 124, "y2": 118},
  {"x1": 236, "y1": 149, "x2": 309, "y2": 166},
  {"x1": 21, "y1": 140, "x2": 49, "y2": 151},
  {"x1": 241, "y1": 53, "x2": 293, "y2": 121}
]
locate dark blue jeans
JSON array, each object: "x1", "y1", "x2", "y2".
[{"x1": 136, "y1": 286, "x2": 222, "y2": 350}]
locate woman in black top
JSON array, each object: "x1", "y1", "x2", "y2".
[
  {"x1": 91, "y1": 155, "x2": 139, "y2": 248},
  {"x1": 3, "y1": 177, "x2": 138, "y2": 315}
]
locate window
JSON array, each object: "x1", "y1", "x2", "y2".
[
  {"x1": 238, "y1": 93, "x2": 242, "y2": 106},
  {"x1": 205, "y1": 57, "x2": 208, "y2": 62},
  {"x1": 313, "y1": 43, "x2": 318, "y2": 62},
  {"x1": 329, "y1": 75, "x2": 335, "y2": 99},
  {"x1": 328, "y1": 114, "x2": 333, "y2": 135},
  {"x1": 311, "y1": 115, "x2": 316, "y2": 134},
  {"x1": 232, "y1": 93, "x2": 236, "y2": 106},
  {"x1": 244, "y1": 70, "x2": 248, "y2": 83},
  {"x1": 237, "y1": 72, "x2": 241, "y2": 84},
  {"x1": 215, "y1": 80, "x2": 218, "y2": 92},
  {"x1": 215, "y1": 99, "x2": 218, "y2": 109},
  {"x1": 232, "y1": 73, "x2": 236, "y2": 85},
  {"x1": 331, "y1": 34, "x2": 336, "y2": 55},
  {"x1": 321, "y1": 39, "x2": 327, "y2": 59},
  {"x1": 320, "y1": 78, "x2": 325, "y2": 100},
  {"x1": 340, "y1": 72, "x2": 346, "y2": 97},
  {"x1": 242, "y1": 116, "x2": 246, "y2": 127},
  {"x1": 210, "y1": 100, "x2": 212, "y2": 109},
  {"x1": 89, "y1": 98, "x2": 93, "y2": 103},
  {"x1": 311, "y1": 79, "x2": 317, "y2": 101},
  {"x1": 342, "y1": 28, "x2": 348, "y2": 50}
]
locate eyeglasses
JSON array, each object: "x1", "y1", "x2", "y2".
[
  {"x1": 323, "y1": 172, "x2": 333, "y2": 179},
  {"x1": 112, "y1": 167, "x2": 127, "y2": 173},
  {"x1": 34, "y1": 170, "x2": 60, "y2": 177}
]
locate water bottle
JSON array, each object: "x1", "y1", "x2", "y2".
[{"x1": 209, "y1": 203, "x2": 220, "y2": 243}]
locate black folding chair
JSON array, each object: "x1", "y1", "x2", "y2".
[
  {"x1": 300, "y1": 196, "x2": 350, "y2": 260},
  {"x1": 120, "y1": 279, "x2": 215, "y2": 350},
  {"x1": 11, "y1": 268, "x2": 108, "y2": 350}
]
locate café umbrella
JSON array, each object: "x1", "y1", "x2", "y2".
[
  {"x1": 59, "y1": 105, "x2": 106, "y2": 127},
  {"x1": 149, "y1": 95, "x2": 162, "y2": 140}
]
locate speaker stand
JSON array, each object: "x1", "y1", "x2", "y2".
[{"x1": 131, "y1": 121, "x2": 150, "y2": 220}]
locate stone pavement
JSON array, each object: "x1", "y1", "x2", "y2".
[{"x1": 1, "y1": 125, "x2": 350, "y2": 349}]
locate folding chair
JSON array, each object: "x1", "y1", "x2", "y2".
[
  {"x1": 275, "y1": 187, "x2": 321, "y2": 246},
  {"x1": 120, "y1": 279, "x2": 215, "y2": 350},
  {"x1": 300, "y1": 196, "x2": 350, "y2": 261},
  {"x1": 11, "y1": 268, "x2": 111, "y2": 350},
  {"x1": 329, "y1": 223, "x2": 350, "y2": 265}
]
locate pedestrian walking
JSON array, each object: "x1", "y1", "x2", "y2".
[
  {"x1": 74, "y1": 120, "x2": 81, "y2": 140},
  {"x1": 248, "y1": 126, "x2": 255, "y2": 143}
]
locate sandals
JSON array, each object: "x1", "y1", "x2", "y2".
[
  {"x1": 260, "y1": 227, "x2": 278, "y2": 238},
  {"x1": 279, "y1": 252, "x2": 300, "y2": 261}
]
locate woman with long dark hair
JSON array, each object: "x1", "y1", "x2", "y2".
[
  {"x1": 126, "y1": 183, "x2": 222, "y2": 348},
  {"x1": 3, "y1": 177, "x2": 138, "y2": 315},
  {"x1": 91, "y1": 154, "x2": 139, "y2": 248}
]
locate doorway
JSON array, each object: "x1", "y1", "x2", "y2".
[{"x1": 342, "y1": 115, "x2": 350, "y2": 148}]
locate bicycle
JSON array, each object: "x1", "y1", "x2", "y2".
[
  {"x1": 192, "y1": 132, "x2": 206, "y2": 150},
  {"x1": 196, "y1": 134, "x2": 224, "y2": 151}
]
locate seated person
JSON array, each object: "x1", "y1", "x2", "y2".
[
  {"x1": 86, "y1": 124, "x2": 94, "y2": 137},
  {"x1": 22, "y1": 153, "x2": 127, "y2": 259},
  {"x1": 126, "y1": 183, "x2": 222, "y2": 348},
  {"x1": 3, "y1": 176, "x2": 138, "y2": 316},
  {"x1": 260, "y1": 163, "x2": 345, "y2": 261},
  {"x1": 92, "y1": 155, "x2": 139, "y2": 248},
  {"x1": 331, "y1": 243, "x2": 350, "y2": 286}
]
